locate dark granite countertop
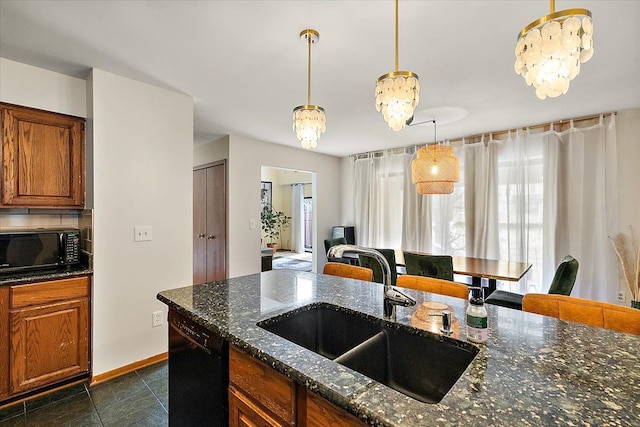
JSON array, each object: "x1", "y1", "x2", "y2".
[
  {"x1": 0, "y1": 264, "x2": 93, "y2": 286},
  {"x1": 157, "y1": 270, "x2": 640, "y2": 426}
]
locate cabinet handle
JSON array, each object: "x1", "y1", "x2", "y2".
[
  {"x1": 207, "y1": 235, "x2": 215, "y2": 240},
  {"x1": 198, "y1": 233, "x2": 206, "y2": 238}
]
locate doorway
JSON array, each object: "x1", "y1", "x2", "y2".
[{"x1": 260, "y1": 166, "x2": 314, "y2": 271}]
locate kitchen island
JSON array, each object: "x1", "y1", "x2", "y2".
[{"x1": 157, "y1": 270, "x2": 640, "y2": 426}]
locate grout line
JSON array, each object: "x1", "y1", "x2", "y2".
[
  {"x1": 136, "y1": 370, "x2": 169, "y2": 414},
  {"x1": 84, "y1": 382, "x2": 105, "y2": 426}
]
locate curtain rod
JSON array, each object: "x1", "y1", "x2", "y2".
[
  {"x1": 350, "y1": 111, "x2": 616, "y2": 159},
  {"x1": 448, "y1": 111, "x2": 616, "y2": 145}
]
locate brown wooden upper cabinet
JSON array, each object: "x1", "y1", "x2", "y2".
[{"x1": 1, "y1": 103, "x2": 85, "y2": 209}]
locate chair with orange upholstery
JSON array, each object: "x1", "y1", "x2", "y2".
[
  {"x1": 522, "y1": 293, "x2": 640, "y2": 335},
  {"x1": 396, "y1": 274, "x2": 469, "y2": 299},
  {"x1": 322, "y1": 262, "x2": 374, "y2": 282}
]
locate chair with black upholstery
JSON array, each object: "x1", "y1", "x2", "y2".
[
  {"x1": 358, "y1": 248, "x2": 397, "y2": 286},
  {"x1": 324, "y1": 237, "x2": 355, "y2": 265},
  {"x1": 403, "y1": 252, "x2": 454, "y2": 281},
  {"x1": 485, "y1": 255, "x2": 579, "y2": 310}
]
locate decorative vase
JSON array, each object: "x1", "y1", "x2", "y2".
[{"x1": 631, "y1": 300, "x2": 640, "y2": 310}]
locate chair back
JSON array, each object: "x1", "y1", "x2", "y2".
[
  {"x1": 324, "y1": 237, "x2": 348, "y2": 263},
  {"x1": 547, "y1": 255, "x2": 579, "y2": 295},
  {"x1": 397, "y1": 275, "x2": 469, "y2": 299},
  {"x1": 322, "y1": 262, "x2": 373, "y2": 282},
  {"x1": 403, "y1": 252, "x2": 454, "y2": 281},
  {"x1": 522, "y1": 293, "x2": 640, "y2": 335},
  {"x1": 358, "y1": 248, "x2": 397, "y2": 286}
]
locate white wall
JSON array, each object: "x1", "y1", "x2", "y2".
[
  {"x1": 194, "y1": 136, "x2": 229, "y2": 166},
  {"x1": 0, "y1": 58, "x2": 86, "y2": 117},
  {"x1": 89, "y1": 69, "x2": 193, "y2": 375},
  {"x1": 228, "y1": 136, "x2": 342, "y2": 277}
]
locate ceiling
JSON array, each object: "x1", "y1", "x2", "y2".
[{"x1": 1, "y1": 1, "x2": 639, "y2": 157}]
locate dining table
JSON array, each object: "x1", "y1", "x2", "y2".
[{"x1": 347, "y1": 249, "x2": 532, "y2": 297}]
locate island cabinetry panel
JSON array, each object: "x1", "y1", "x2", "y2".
[
  {"x1": 229, "y1": 345, "x2": 295, "y2": 427},
  {"x1": 1, "y1": 102, "x2": 85, "y2": 208},
  {"x1": 6, "y1": 276, "x2": 90, "y2": 397},
  {"x1": 0, "y1": 286, "x2": 9, "y2": 401},
  {"x1": 306, "y1": 390, "x2": 367, "y2": 427}
]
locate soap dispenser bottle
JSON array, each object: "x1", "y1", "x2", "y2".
[{"x1": 466, "y1": 287, "x2": 488, "y2": 344}]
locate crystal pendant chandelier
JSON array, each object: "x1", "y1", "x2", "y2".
[
  {"x1": 411, "y1": 121, "x2": 460, "y2": 195},
  {"x1": 293, "y1": 29, "x2": 326, "y2": 149},
  {"x1": 375, "y1": 0, "x2": 420, "y2": 131},
  {"x1": 514, "y1": 0, "x2": 594, "y2": 100}
]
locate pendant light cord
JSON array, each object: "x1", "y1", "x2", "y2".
[
  {"x1": 307, "y1": 35, "x2": 312, "y2": 105},
  {"x1": 395, "y1": 0, "x2": 399, "y2": 71},
  {"x1": 550, "y1": 0, "x2": 555, "y2": 14}
]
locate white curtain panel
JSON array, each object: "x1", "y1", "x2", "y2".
[
  {"x1": 464, "y1": 137, "x2": 500, "y2": 260},
  {"x1": 353, "y1": 153, "x2": 404, "y2": 249},
  {"x1": 401, "y1": 149, "x2": 432, "y2": 252},
  {"x1": 547, "y1": 115, "x2": 619, "y2": 302},
  {"x1": 290, "y1": 184, "x2": 305, "y2": 253}
]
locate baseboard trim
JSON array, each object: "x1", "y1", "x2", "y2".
[{"x1": 90, "y1": 352, "x2": 168, "y2": 386}]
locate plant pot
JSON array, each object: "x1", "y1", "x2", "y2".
[
  {"x1": 267, "y1": 243, "x2": 278, "y2": 254},
  {"x1": 631, "y1": 300, "x2": 640, "y2": 310}
]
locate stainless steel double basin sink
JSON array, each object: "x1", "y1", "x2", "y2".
[{"x1": 257, "y1": 303, "x2": 478, "y2": 403}]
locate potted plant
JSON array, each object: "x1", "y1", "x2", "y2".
[{"x1": 261, "y1": 205, "x2": 291, "y2": 253}]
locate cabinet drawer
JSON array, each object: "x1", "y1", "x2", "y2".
[
  {"x1": 10, "y1": 276, "x2": 90, "y2": 308},
  {"x1": 229, "y1": 345, "x2": 295, "y2": 425}
]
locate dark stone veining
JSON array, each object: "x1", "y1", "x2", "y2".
[{"x1": 157, "y1": 270, "x2": 640, "y2": 426}]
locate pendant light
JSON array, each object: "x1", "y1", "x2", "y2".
[
  {"x1": 375, "y1": 0, "x2": 420, "y2": 131},
  {"x1": 293, "y1": 29, "x2": 326, "y2": 149},
  {"x1": 411, "y1": 121, "x2": 460, "y2": 195},
  {"x1": 514, "y1": 0, "x2": 594, "y2": 100}
]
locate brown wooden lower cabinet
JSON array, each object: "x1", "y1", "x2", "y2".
[
  {"x1": 306, "y1": 390, "x2": 367, "y2": 427},
  {"x1": 228, "y1": 345, "x2": 366, "y2": 427},
  {"x1": 0, "y1": 275, "x2": 91, "y2": 404},
  {"x1": 229, "y1": 385, "x2": 287, "y2": 427}
]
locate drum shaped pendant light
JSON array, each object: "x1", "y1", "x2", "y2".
[
  {"x1": 411, "y1": 121, "x2": 460, "y2": 195},
  {"x1": 293, "y1": 29, "x2": 326, "y2": 149},
  {"x1": 514, "y1": 0, "x2": 594, "y2": 100},
  {"x1": 375, "y1": 0, "x2": 420, "y2": 131}
]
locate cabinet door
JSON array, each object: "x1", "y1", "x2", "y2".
[
  {"x1": 193, "y1": 161, "x2": 227, "y2": 284},
  {"x1": 193, "y1": 168, "x2": 208, "y2": 284},
  {"x1": 205, "y1": 162, "x2": 226, "y2": 282},
  {"x1": 1, "y1": 103, "x2": 84, "y2": 208},
  {"x1": 229, "y1": 386, "x2": 285, "y2": 427},
  {"x1": 0, "y1": 287, "x2": 9, "y2": 400},
  {"x1": 10, "y1": 298, "x2": 89, "y2": 393},
  {"x1": 306, "y1": 390, "x2": 367, "y2": 427}
]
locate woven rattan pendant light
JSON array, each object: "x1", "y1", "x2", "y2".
[{"x1": 411, "y1": 121, "x2": 460, "y2": 195}]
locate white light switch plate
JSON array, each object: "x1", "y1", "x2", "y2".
[{"x1": 134, "y1": 226, "x2": 152, "y2": 242}]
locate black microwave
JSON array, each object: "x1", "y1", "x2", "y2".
[{"x1": 0, "y1": 228, "x2": 81, "y2": 273}]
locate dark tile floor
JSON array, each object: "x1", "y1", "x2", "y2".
[{"x1": 0, "y1": 361, "x2": 168, "y2": 426}]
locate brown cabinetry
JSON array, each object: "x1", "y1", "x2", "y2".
[
  {"x1": 193, "y1": 161, "x2": 227, "y2": 284},
  {"x1": 228, "y1": 345, "x2": 367, "y2": 427},
  {"x1": 229, "y1": 345, "x2": 295, "y2": 427},
  {"x1": 0, "y1": 276, "x2": 91, "y2": 404},
  {"x1": 1, "y1": 103, "x2": 85, "y2": 208}
]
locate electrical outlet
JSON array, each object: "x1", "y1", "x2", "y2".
[
  {"x1": 618, "y1": 291, "x2": 625, "y2": 303},
  {"x1": 134, "y1": 226, "x2": 152, "y2": 242},
  {"x1": 152, "y1": 311, "x2": 163, "y2": 327}
]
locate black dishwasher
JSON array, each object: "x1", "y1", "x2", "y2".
[{"x1": 168, "y1": 310, "x2": 228, "y2": 426}]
